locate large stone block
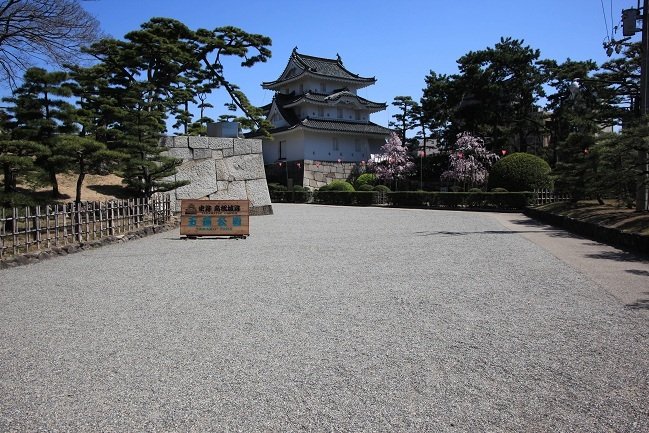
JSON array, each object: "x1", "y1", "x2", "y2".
[
  {"x1": 223, "y1": 154, "x2": 265, "y2": 181},
  {"x1": 209, "y1": 180, "x2": 247, "y2": 201},
  {"x1": 245, "y1": 178, "x2": 272, "y2": 207},
  {"x1": 160, "y1": 136, "x2": 174, "y2": 148},
  {"x1": 167, "y1": 147, "x2": 193, "y2": 160},
  {"x1": 208, "y1": 137, "x2": 234, "y2": 150},
  {"x1": 249, "y1": 139, "x2": 262, "y2": 154},
  {"x1": 232, "y1": 139, "x2": 251, "y2": 156},
  {"x1": 173, "y1": 159, "x2": 217, "y2": 199},
  {"x1": 188, "y1": 136, "x2": 209, "y2": 149},
  {"x1": 215, "y1": 158, "x2": 228, "y2": 181},
  {"x1": 193, "y1": 148, "x2": 212, "y2": 160},
  {"x1": 169, "y1": 136, "x2": 189, "y2": 148}
]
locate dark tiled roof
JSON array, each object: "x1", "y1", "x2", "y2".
[
  {"x1": 247, "y1": 118, "x2": 391, "y2": 138},
  {"x1": 299, "y1": 119, "x2": 391, "y2": 135},
  {"x1": 262, "y1": 49, "x2": 376, "y2": 88},
  {"x1": 278, "y1": 91, "x2": 386, "y2": 110}
]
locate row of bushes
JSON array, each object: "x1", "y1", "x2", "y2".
[
  {"x1": 313, "y1": 191, "x2": 381, "y2": 206},
  {"x1": 387, "y1": 191, "x2": 534, "y2": 209}
]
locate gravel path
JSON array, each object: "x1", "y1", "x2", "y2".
[{"x1": 1, "y1": 204, "x2": 648, "y2": 432}]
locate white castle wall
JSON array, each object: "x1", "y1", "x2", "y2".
[{"x1": 161, "y1": 136, "x2": 273, "y2": 215}]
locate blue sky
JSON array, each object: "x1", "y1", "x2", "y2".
[{"x1": 80, "y1": 0, "x2": 640, "y2": 130}]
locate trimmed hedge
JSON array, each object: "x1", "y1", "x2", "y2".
[
  {"x1": 319, "y1": 180, "x2": 355, "y2": 192},
  {"x1": 387, "y1": 191, "x2": 533, "y2": 209},
  {"x1": 313, "y1": 190, "x2": 379, "y2": 206},
  {"x1": 269, "y1": 190, "x2": 313, "y2": 203},
  {"x1": 489, "y1": 153, "x2": 552, "y2": 192}
]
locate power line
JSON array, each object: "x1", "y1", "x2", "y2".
[{"x1": 601, "y1": 0, "x2": 611, "y2": 41}]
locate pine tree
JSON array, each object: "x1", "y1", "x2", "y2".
[{"x1": 3, "y1": 67, "x2": 77, "y2": 197}]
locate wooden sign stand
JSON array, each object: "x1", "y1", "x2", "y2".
[{"x1": 180, "y1": 199, "x2": 250, "y2": 239}]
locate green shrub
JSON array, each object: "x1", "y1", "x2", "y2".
[
  {"x1": 489, "y1": 153, "x2": 552, "y2": 192},
  {"x1": 313, "y1": 191, "x2": 378, "y2": 206},
  {"x1": 357, "y1": 184, "x2": 374, "y2": 191},
  {"x1": 490, "y1": 187, "x2": 508, "y2": 192},
  {"x1": 354, "y1": 173, "x2": 377, "y2": 189},
  {"x1": 387, "y1": 191, "x2": 532, "y2": 209},
  {"x1": 373, "y1": 185, "x2": 391, "y2": 193},
  {"x1": 269, "y1": 189, "x2": 313, "y2": 203},
  {"x1": 325, "y1": 180, "x2": 355, "y2": 192},
  {"x1": 267, "y1": 182, "x2": 287, "y2": 192}
]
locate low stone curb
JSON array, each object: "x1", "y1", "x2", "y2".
[
  {"x1": 0, "y1": 220, "x2": 179, "y2": 270},
  {"x1": 524, "y1": 207, "x2": 649, "y2": 256}
]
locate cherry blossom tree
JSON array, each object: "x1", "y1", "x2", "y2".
[
  {"x1": 368, "y1": 132, "x2": 415, "y2": 189},
  {"x1": 441, "y1": 132, "x2": 499, "y2": 190}
]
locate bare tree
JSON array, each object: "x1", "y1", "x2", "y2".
[{"x1": 0, "y1": 0, "x2": 100, "y2": 89}]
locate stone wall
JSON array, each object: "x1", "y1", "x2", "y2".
[
  {"x1": 162, "y1": 136, "x2": 273, "y2": 215},
  {"x1": 302, "y1": 160, "x2": 359, "y2": 189}
]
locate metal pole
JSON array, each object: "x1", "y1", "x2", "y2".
[{"x1": 638, "y1": 0, "x2": 649, "y2": 211}]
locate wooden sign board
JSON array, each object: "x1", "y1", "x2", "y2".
[{"x1": 180, "y1": 199, "x2": 249, "y2": 238}]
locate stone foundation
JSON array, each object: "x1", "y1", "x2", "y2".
[
  {"x1": 302, "y1": 160, "x2": 359, "y2": 189},
  {"x1": 162, "y1": 136, "x2": 273, "y2": 215}
]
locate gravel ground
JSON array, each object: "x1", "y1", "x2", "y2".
[{"x1": 1, "y1": 203, "x2": 648, "y2": 432}]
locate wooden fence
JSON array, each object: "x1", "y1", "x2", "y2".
[
  {"x1": 533, "y1": 189, "x2": 571, "y2": 206},
  {"x1": 0, "y1": 194, "x2": 172, "y2": 258}
]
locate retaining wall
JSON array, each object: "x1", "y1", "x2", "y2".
[
  {"x1": 302, "y1": 160, "x2": 359, "y2": 189},
  {"x1": 162, "y1": 136, "x2": 273, "y2": 215}
]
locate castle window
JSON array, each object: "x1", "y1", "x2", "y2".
[
  {"x1": 318, "y1": 107, "x2": 324, "y2": 117},
  {"x1": 320, "y1": 82, "x2": 326, "y2": 92},
  {"x1": 355, "y1": 111, "x2": 361, "y2": 121},
  {"x1": 337, "y1": 108, "x2": 343, "y2": 119},
  {"x1": 333, "y1": 138, "x2": 339, "y2": 151},
  {"x1": 355, "y1": 139, "x2": 362, "y2": 152}
]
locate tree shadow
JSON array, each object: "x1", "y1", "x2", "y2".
[
  {"x1": 414, "y1": 230, "x2": 520, "y2": 237},
  {"x1": 625, "y1": 293, "x2": 649, "y2": 311},
  {"x1": 498, "y1": 217, "x2": 582, "y2": 239},
  {"x1": 626, "y1": 269, "x2": 649, "y2": 276},
  {"x1": 86, "y1": 184, "x2": 133, "y2": 200},
  {"x1": 585, "y1": 250, "x2": 649, "y2": 263}
]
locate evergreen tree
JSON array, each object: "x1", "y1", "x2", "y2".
[
  {"x1": 0, "y1": 110, "x2": 47, "y2": 193},
  {"x1": 3, "y1": 67, "x2": 77, "y2": 196},
  {"x1": 77, "y1": 18, "x2": 272, "y2": 197},
  {"x1": 422, "y1": 38, "x2": 545, "y2": 153},
  {"x1": 54, "y1": 135, "x2": 125, "y2": 202},
  {"x1": 388, "y1": 96, "x2": 418, "y2": 149}
]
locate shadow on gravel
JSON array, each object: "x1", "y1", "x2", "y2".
[
  {"x1": 585, "y1": 250, "x2": 649, "y2": 263},
  {"x1": 415, "y1": 230, "x2": 519, "y2": 236},
  {"x1": 503, "y1": 218, "x2": 581, "y2": 239},
  {"x1": 625, "y1": 292, "x2": 649, "y2": 310},
  {"x1": 626, "y1": 269, "x2": 649, "y2": 276}
]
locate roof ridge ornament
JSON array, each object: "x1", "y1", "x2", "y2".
[{"x1": 336, "y1": 53, "x2": 342, "y2": 64}]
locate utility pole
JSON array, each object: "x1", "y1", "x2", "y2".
[
  {"x1": 625, "y1": 1, "x2": 649, "y2": 211},
  {"x1": 641, "y1": 0, "x2": 649, "y2": 211}
]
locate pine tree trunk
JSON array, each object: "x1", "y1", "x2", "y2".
[
  {"x1": 49, "y1": 169, "x2": 60, "y2": 197},
  {"x1": 3, "y1": 165, "x2": 16, "y2": 193},
  {"x1": 76, "y1": 162, "x2": 85, "y2": 203}
]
